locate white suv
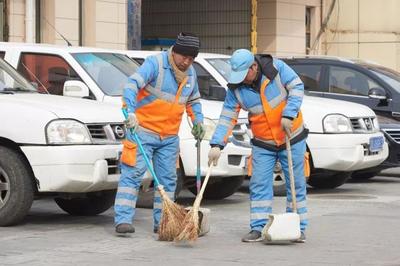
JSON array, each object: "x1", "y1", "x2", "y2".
[
  {"x1": 127, "y1": 51, "x2": 389, "y2": 192},
  {"x1": 1, "y1": 42, "x2": 250, "y2": 201},
  {"x1": 0, "y1": 57, "x2": 124, "y2": 226}
]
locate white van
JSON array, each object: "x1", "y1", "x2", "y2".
[
  {"x1": 0, "y1": 57, "x2": 124, "y2": 226},
  {"x1": 127, "y1": 51, "x2": 389, "y2": 192},
  {"x1": 1, "y1": 42, "x2": 250, "y2": 200}
]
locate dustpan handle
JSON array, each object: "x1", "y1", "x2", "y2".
[
  {"x1": 285, "y1": 135, "x2": 297, "y2": 213},
  {"x1": 122, "y1": 108, "x2": 161, "y2": 187}
]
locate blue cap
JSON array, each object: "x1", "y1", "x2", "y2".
[{"x1": 228, "y1": 49, "x2": 255, "y2": 84}]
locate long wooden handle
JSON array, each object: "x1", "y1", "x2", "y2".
[
  {"x1": 193, "y1": 164, "x2": 213, "y2": 208},
  {"x1": 285, "y1": 135, "x2": 297, "y2": 213}
]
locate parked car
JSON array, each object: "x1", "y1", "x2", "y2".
[
  {"x1": 0, "y1": 57, "x2": 124, "y2": 226},
  {"x1": 283, "y1": 56, "x2": 400, "y2": 179},
  {"x1": 126, "y1": 51, "x2": 389, "y2": 192},
  {"x1": 1, "y1": 42, "x2": 250, "y2": 201}
]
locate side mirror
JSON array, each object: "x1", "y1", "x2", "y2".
[
  {"x1": 368, "y1": 87, "x2": 387, "y2": 100},
  {"x1": 208, "y1": 85, "x2": 227, "y2": 101},
  {"x1": 63, "y1": 80, "x2": 90, "y2": 98}
]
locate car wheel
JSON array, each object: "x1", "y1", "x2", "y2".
[
  {"x1": 54, "y1": 190, "x2": 116, "y2": 216},
  {"x1": 0, "y1": 146, "x2": 35, "y2": 226},
  {"x1": 307, "y1": 172, "x2": 351, "y2": 189},
  {"x1": 188, "y1": 176, "x2": 244, "y2": 200},
  {"x1": 272, "y1": 161, "x2": 286, "y2": 196},
  {"x1": 351, "y1": 170, "x2": 380, "y2": 180}
]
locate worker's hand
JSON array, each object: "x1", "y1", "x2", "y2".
[
  {"x1": 125, "y1": 113, "x2": 139, "y2": 132},
  {"x1": 281, "y1": 117, "x2": 293, "y2": 136},
  {"x1": 191, "y1": 123, "x2": 206, "y2": 140},
  {"x1": 208, "y1": 147, "x2": 221, "y2": 166}
]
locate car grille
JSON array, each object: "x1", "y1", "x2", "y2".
[
  {"x1": 383, "y1": 128, "x2": 400, "y2": 143},
  {"x1": 349, "y1": 117, "x2": 376, "y2": 132},
  {"x1": 86, "y1": 123, "x2": 126, "y2": 144},
  {"x1": 106, "y1": 158, "x2": 120, "y2": 174}
]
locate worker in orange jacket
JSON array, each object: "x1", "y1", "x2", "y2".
[
  {"x1": 115, "y1": 33, "x2": 205, "y2": 234},
  {"x1": 209, "y1": 49, "x2": 308, "y2": 243}
]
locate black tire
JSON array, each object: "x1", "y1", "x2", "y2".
[
  {"x1": 188, "y1": 176, "x2": 244, "y2": 200},
  {"x1": 0, "y1": 146, "x2": 35, "y2": 226},
  {"x1": 351, "y1": 170, "x2": 380, "y2": 180},
  {"x1": 308, "y1": 172, "x2": 351, "y2": 189},
  {"x1": 273, "y1": 172, "x2": 287, "y2": 196},
  {"x1": 54, "y1": 190, "x2": 116, "y2": 216}
]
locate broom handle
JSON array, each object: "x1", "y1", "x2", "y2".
[
  {"x1": 193, "y1": 164, "x2": 213, "y2": 207},
  {"x1": 285, "y1": 135, "x2": 297, "y2": 213},
  {"x1": 196, "y1": 139, "x2": 201, "y2": 194},
  {"x1": 122, "y1": 108, "x2": 161, "y2": 188}
]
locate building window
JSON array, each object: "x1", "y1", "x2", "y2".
[
  {"x1": 305, "y1": 7, "x2": 312, "y2": 54},
  {"x1": 35, "y1": 0, "x2": 41, "y2": 43},
  {"x1": 0, "y1": 0, "x2": 6, "y2": 41}
]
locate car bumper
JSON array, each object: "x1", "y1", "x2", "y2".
[
  {"x1": 307, "y1": 132, "x2": 389, "y2": 171},
  {"x1": 179, "y1": 139, "x2": 251, "y2": 177},
  {"x1": 21, "y1": 144, "x2": 122, "y2": 193}
]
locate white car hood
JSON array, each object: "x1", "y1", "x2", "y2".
[
  {"x1": 302, "y1": 96, "x2": 376, "y2": 132},
  {"x1": 4, "y1": 93, "x2": 124, "y2": 123}
]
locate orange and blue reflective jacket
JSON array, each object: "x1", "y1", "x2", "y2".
[
  {"x1": 210, "y1": 57, "x2": 305, "y2": 147},
  {"x1": 123, "y1": 50, "x2": 203, "y2": 137}
]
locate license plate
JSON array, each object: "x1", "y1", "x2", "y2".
[{"x1": 369, "y1": 136, "x2": 384, "y2": 152}]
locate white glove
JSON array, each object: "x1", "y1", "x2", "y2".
[
  {"x1": 125, "y1": 113, "x2": 139, "y2": 132},
  {"x1": 281, "y1": 117, "x2": 293, "y2": 136},
  {"x1": 208, "y1": 147, "x2": 221, "y2": 166}
]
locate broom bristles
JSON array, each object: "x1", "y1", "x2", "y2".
[
  {"x1": 158, "y1": 191, "x2": 187, "y2": 241},
  {"x1": 174, "y1": 208, "x2": 199, "y2": 242}
]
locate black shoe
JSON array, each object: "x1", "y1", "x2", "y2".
[
  {"x1": 292, "y1": 231, "x2": 306, "y2": 243},
  {"x1": 153, "y1": 227, "x2": 159, "y2": 234},
  {"x1": 116, "y1": 223, "x2": 135, "y2": 234},
  {"x1": 241, "y1": 230, "x2": 263, "y2": 242}
]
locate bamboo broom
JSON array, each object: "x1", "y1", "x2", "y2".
[{"x1": 175, "y1": 164, "x2": 213, "y2": 242}]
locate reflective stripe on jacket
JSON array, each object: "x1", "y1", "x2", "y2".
[
  {"x1": 122, "y1": 50, "x2": 203, "y2": 137},
  {"x1": 210, "y1": 58, "x2": 304, "y2": 147}
]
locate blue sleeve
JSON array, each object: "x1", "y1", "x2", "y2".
[
  {"x1": 210, "y1": 89, "x2": 241, "y2": 147},
  {"x1": 275, "y1": 59, "x2": 304, "y2": 118},
  {"x1": 186, "y1": 71, "x2": 204, "y2": 124},
  {"x1": 122, "y1": 55, "x2": 159, "y2": 113}
]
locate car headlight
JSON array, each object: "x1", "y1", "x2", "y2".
[
  {"x1": 46, "y1": 119, "x2": 92, "y2": 144},
  {"x1": 202, "y1": 118, "x2": 217, "y2": 141},
  {"x1": 373, "y1": 117, "x2": 380, "y2": 130},
  {"x1": 323, "y1": 114, "x2": 352, "y2": 133}
]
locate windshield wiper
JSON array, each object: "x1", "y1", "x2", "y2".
[
  {"x1": 0, "y1": 90, "x2": 14, "y2": 94},
  {"x1": 3, "y1": 87, "x2": 35, "y2": 93}
]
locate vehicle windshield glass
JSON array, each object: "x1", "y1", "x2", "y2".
[
  {"x1": 72, "y1": 53, "x2": 139, "y2": 96},
  {"x1": 367, "y1": 65, "x2": 400, "y2": 93},
  {"x1": 0, "y1": 58, "x2": 37, "y2": 93},
  {"x1": 205, "y1": 58, "x2": 231, "y2": 81}
]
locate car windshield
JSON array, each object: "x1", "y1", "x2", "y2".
[
  {"x1": 73, "y1": 52, "x2": 139, "y2": 96},
  {"x1": 367, "y1": 65, "x2": 400, "y2": 93},
  {"x1": 205, "y1": 58, "x2": 231, "y2": 81},
  {"x1": 0, "y1": 58, "x2": 37, "y2": 93}
]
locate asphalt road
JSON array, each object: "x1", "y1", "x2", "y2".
[{"x1": 1, "y1": 175, "x2": 400, "y2": 266}]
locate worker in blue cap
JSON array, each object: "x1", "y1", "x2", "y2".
[{"x1": 209, "y1": 49, "x2": 309, "y2": 243}]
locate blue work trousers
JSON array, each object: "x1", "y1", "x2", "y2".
[
  {"x1": 249, "y1": 139, "x2": 308, "y2": 232},
  {"x1": 114, "y1": 130, "x2": 179, "y2": 230}
]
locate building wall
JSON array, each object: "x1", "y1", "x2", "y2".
[
  {"x1": 6, "y1": 0, "x2": 127, "y2": 49},
  {"x1": 8, "y1": 0, "x2": 25, "y2": 42},
  {"x1": 323, "y1": 0, "x2": 400, "y2": 71},
  {"x1": 257, "y1": 0, "x2": 320, "y2": 56}
]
